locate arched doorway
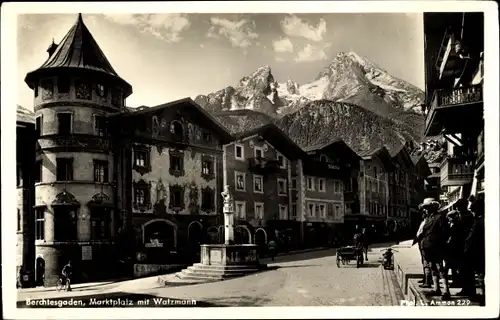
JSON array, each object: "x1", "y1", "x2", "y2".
[
  {"x1": 206, "y1": 226, "x2": 219, "y2": 244},
  {"x1": 142, "y1": 219, "x2": 177, "y2": 250},
  {"x1": 254, "y1": 228, "x2": 267, "y2": 255},
  {"x1": 36, "y1": 256, "x2": 45, "y2": 286},
  {"x1": 234, "y1": 225, "x2": 252, "y2": 244},
  {"x1": 188, "y1": 221, "x2": 203, "y2": 261}
]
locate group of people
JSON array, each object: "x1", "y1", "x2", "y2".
[{"x1": 414, "y1": 194, "x2": 485, "y2": 301}]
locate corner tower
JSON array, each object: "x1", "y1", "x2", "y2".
[{"x1": 24, "y1": 13, "x2": 132, "y2": 285}]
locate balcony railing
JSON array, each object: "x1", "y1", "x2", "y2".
[
  {"x1": 248, "y1": 157, "x2": 281, "y2": 173},
  {"x1": 440, "y1": 156, "x2": 474, "y2": 186},
  {"x1": 425, "y1": 84, "x2": 483, "y2": 131}
]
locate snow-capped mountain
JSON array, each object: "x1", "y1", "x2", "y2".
[
  {"x1": 196, "y1": 51, "x2": 426, "y2": 153},
  {"x1": 195, "y1": 51, "x2": 424, "y2": 118}
]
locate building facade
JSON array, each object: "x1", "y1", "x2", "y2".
[
  {"x1": 423, "y1": 12, "x2": 484, "y2": 210},
  {"x1": 223, "y1": 124, "x2": 305, "y2": 249},
  {"x1": 388, "y1": 145, "x2": 414, "y2": 223},
  {"x1": 356, "y1": 147, "x2": 393, "y2": 239},
  {"x1": 302, "y1": 140, "x2": 361, "y2": 245}
]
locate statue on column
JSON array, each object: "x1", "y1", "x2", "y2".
[{"x1": 221, "y1": 185, "x2": 235, "y2": 213}]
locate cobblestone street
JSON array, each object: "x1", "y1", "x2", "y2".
[{"x1": 18, "y1": 247, "x2": 404, "y2": 307}]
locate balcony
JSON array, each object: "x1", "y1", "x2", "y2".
[
  {"x1": 424, "y1": 84, "x2": 483, "y2": 136},
  {"x1": 440, "y1": 156, "x2": 474, "y2": 186},
  {"x1": 248, "y1": 157, "x2": 281, "y2": 174}
]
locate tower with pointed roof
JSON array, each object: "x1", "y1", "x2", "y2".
[{"x1": 24, "y1": 13, "x2": 132, "y2": 285}]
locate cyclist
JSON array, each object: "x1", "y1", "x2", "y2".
[{"x1": 61, "y1": 261, "x2": 73, "y2": 291}]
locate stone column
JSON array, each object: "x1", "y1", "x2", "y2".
[{"x1": 221, "y1": 185, "x2": 235, "y2": 244}]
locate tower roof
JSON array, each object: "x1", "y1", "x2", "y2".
[{"x1": 25, "y1": 13, "x2": 132, "y2": 97}]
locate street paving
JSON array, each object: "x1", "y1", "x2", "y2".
[{"x1": 18, "y1": 246, "x2": 402, "y2": 307}]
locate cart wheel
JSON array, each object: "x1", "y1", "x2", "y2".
[{"x1": 336, "y1": 255, "x2": 341, "y2": 267}]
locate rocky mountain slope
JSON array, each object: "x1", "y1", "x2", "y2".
[{"x1": 197, "y1": 51, "x2": 426, "y2": 153}]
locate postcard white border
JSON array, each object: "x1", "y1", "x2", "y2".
[{"x1": 2, "y1": 1, "x2": 499, "y2": 319}]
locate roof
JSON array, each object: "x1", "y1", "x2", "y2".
[
  {"x1": 302, "y1": 138, "x2": 342, "y2": 153},
  {"x1": 411, "y1": 154, "x2": 423, "y2": 165},
  {"x1": 234, "y1": 123, "x2": 306, "y2": 160},
  {"x1": 120, "y1": 97, "x2": 233, "y2": 144},
  {"x1": 17, "y1": 105, "x2": 35, "y2": 124},
  {"x1": 360, "y1": 146, "x2": 394, "y2": 171},
  {"x1": 25, "y1": 14, "x2": 132, "y2": 97}
]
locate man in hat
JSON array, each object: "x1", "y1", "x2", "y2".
[
  {"x1": 414, "y1": 208, "x2": 431, "y2": 287},
  {"x1": 419, "y1": 198, "x2": 451, "y2": 300}
]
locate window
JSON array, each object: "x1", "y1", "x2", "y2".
[
  {"x1": 279, "y1": 205, "x2": 288, "y2": 220},
  {"x1": 344, "y1": 178, "x2": 352, "y2": 192},
  {"x1": 291, "y1": 203, "x2": 297, "y2": 218},
  {"x1": 201, "y1": 188, "x2": 214, "y2": 211},
  {"x1": 16, "y1": 163, "x2": 22, "y2": 187},
  {"x1": 235, "y1": 201, "x2": 246, "y2": 219},
  {"x1": 318, "y1": 178, "x2": 325, "y2": 192},
  {"x1": 278, "y1": 178, "x2": 287, "y2": 195},
  {"x1": 334, "y1": 180, "x2": 340, "y2": 193},
  {"x1": 254, "y1": 202, "x2": 264, "y2": 219},
  {"x1": 169, "y1": 154, "x2": 183, "y2": 172},
  {"x1": 135, "y1": 189, "x2": 146, "y2": 205},
  {"x1": 170, "y1": 121, "x2": 184, "y2": 141},
  {"x1": 202, "y1": 131, "x2": 212, "y2": 142},
  {"x1": 277, "y1": 152, "x2": 286, "y2": 168},
  {"x1": 97, "y1": 83, "x2": 107, "y2": 97},
  {"x1": 57, "y1": 77, "x2": 70, "y2": 94},
  {"x1": 34, "y1": 160, "x2": 42, "y2": 183},
  {"x1": 94, "y1": 116, "x2": 106, "y2": 136},
  {"x1": 235, "y1": 172, "x2": 246, "y2": 191},
  {"x1": 235, "y1": 144, "x2": 244, "y2": 160},
  {"x1": 93, "y1": 160, "x2": 109, "y2": 183},
  {"x1": 254, "y1": 146, "x2": 264, "y2": 158},
  {"x1": 253, "y1": 175, "x2": 263, "y2": 193},
  {"x1": 35, "y1": 208, "x2": 45, "y2": 240},
  {"x1": 17, "y1": 209, "x2": 21, "y2": 231},
  {"x1": 307, "y1": 177, "x2": 315, "y2": 191},
  {"x1": 291, "y1": 178, "x2": 297, "y2": 190},
  {"x1": 134, "y1": 149, "x2": 148, "y2": 167},
  {"x1": 54, "y1": 208, "x2": 77, "y2": 241},
  {"x1": 56, "y1": 158, "x2": 73, "y2": 181},
  {"x1": 91, "y1": 210, "x2": 109, "y2": 240},
  {"x1": 35, "y1": 116, "x2": 42, "y2": 136},
  {"x1": 335, "y1": 205, "x2": 341, "y2": 218},
  {"x1": 308, "y1": 203, "x2": 315, "y2": 216},
  {"x1": 202, "y1": 159, "x2": 213, "y2": 176},
  {"x1": 319, "y1": 204, "x2": 326, "y2": 218},
  {"x1": 169, "y1": 186, "x2": 184, "y2": 208},
  {"x1": 372, "y1": 181, "x2": 376, "y2": 192},
  {"x1": 57, "y1": 113, "x2": 72, "y2": 135},
  {"x1": 315, "y1": 204, "x2": 320, "y2": 217}
]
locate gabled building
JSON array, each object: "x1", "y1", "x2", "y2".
[
  {"x1": 388, "y1": 144, "x2": 414, "y2": 224},
  {"x1": 356, "y1": 146, "x2": 393, "y2": 238},
  {"x1": 423, "y1": 12, "x2": 484, "y2": 211},
  {"x1": 302, "y1": 139, "x2": 361, "y2": 246},
  {"x1": 224, "y1": 123, "x2": 306, "y2": 248}
]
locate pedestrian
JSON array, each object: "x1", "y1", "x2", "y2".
[
  {"x1": 419, "y1": 198, "x2": 451, "y2": 300},
  {"x1": 414, "y1": 210, "x2": 431, "y2": 288},
  {"x1": 268, "y1": 239, "x2": 277, "y2": 261},
  {"x1": 444, "y1": 210, "x2": 462, "y2": 287},
  {"x1": 458, "y1": 195, "x2": 485, "y2": 301},
  {"x1": 362, "y1": 228, "x2": 369, "y2": 261}
]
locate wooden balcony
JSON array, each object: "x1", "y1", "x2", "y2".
[
  {"x1": 425, "y1": 84, "x2": 483, "y2": 136},
  {"x1": 440, "y1": 156, "x2": 474, "y2": 186},
  {"x1": 248, "y1": 157, "x2": 281, "y2": 174}
]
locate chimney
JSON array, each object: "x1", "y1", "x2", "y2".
[{"x1": 47, "y1": 38, "x2": 58, "y2": 57}]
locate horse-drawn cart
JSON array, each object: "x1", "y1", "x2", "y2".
[{"x1": 336, "y1": 245, "x2": 364, "y2": 268}]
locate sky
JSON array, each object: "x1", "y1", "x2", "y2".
[{"x1": 17, "y1": 13, "x2": 424, "y2": 110}]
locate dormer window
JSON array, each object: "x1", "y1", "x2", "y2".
[{"x1": 170, "y1": 121, "x2": 184, "y2": 142}]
